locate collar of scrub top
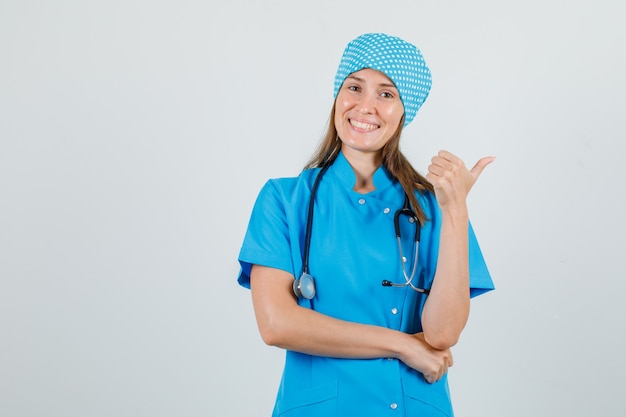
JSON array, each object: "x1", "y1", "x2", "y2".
[
  {"x1": 293, "y1": 152, "x2": 430, "y2": 300},
  {"x1": 331, "y1": 151, "x2": 396, "y2": 193}
]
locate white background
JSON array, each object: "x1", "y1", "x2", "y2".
[{"x1": 1, "y1": 0, "x2": 625, "y2": 416}]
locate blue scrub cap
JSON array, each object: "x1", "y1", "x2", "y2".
[{"x1": 333, "y1": 33, "x2": 432, "y2": 127}]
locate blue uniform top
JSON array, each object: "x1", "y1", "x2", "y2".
[{"x1": 238, "y1": 151, "x2": 494, "y2": 417}]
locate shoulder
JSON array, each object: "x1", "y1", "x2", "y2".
[
  {"x1": 255, "y1": 169, "x2": 320, "y2": 206},
  {"x1": 264, "y1": 168, "x2": 320, "y2": 193}
]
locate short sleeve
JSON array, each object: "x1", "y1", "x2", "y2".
[
  {"x1": 417, "y1": 190, "x2": 494, "y2": 298},
  {"x1": 237, "y1": 180, "x2": 296, "y2": 289},
  {"x1": 468, "y1": 220, "x2": 494, "y2": 298}
]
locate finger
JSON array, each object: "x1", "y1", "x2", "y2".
[
  {"x1": 427, "y1": 163, "x2": 445, "y2": 177},
  {"x1": 431, "y1": 153, "x2": 457, "y2": 169},
  {"x1": 425, "y1": 172, "x2": 437, "y2": 189},
  {"x1": 469, "y1": 156, "x2": 496, "y2": 181},
  {"x1": 437, "y1": 149, "x2": 457, "y2": 163},
  {"x1": 429, "y1": 156, "x2": 445, "y2": 171},
  {"x1": 429, "y1": 153, "x2": 457, "y2": 177}
]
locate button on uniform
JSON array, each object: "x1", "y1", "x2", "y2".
[
  {"x1": 390, "y1": 403, "x2": 398, "y2": 410},
  {"x1": 391, "y1": 307, "x2": 398, "y2": 315}
]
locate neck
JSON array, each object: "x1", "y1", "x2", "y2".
[{"x1": 342, "y1": 147, "x2": 382, "y2": 193}]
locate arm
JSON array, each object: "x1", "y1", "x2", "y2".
[
  {"x1": 250, "y1": 264, "x2": 452, "y2": 383},
  {"x1": 422, "y1": 151, "x2": 495, "y2": 350}
]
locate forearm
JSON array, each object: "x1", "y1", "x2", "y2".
[
  {"x1": 250, "y1": 265, "x2": 454, "y2": 381},
  {"x1": 251, "y1": 265, "x2": 409, "y2": 359},
  {"x1": 421, "y1": 207, "x2": 471, "y2": 349},
  {"x1": 262, "y1": 302, "x2": 409, "y2": 359}
]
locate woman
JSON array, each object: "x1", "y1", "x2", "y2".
[{"x1": 237, "y1": 33, "x2": 495, "y2": 416}]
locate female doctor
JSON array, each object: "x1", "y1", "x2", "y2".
[{"x1": 237, "y1": 33, "x2": 495, "y2": 416}]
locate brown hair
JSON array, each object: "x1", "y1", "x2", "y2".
[{"x1": 304, "y1": 103, "x2": 434, "y2": 224}]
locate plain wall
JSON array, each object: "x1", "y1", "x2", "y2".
[{"x1": 1, "y1": 0, "x2": 625, "y2": 416}]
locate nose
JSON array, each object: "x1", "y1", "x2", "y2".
[{"x1": 356, "y1": 92, "x2": 377, "y2": 114}]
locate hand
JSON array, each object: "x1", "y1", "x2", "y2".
[
  {"x1": 426, "y1": 150, "x2": 495, "y2": 209},
  {"x1": 399, "y1": 333, "x2": 454, "y2": 384}
]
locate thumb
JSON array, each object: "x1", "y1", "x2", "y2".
[{"x1": 470, "y1": 156, "x2": 496, "y2": 181}]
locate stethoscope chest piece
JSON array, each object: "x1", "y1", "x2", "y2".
[{"x1": 293, "y1": 273, "x2": 316, "y2": 300}]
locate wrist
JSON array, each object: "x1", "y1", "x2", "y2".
[
  {"x1": 440, "y1": 205, "x2": 468, "y2": 225},
  {"x1": 392, "y1": 331, "x2": 414, "y2": 361}
]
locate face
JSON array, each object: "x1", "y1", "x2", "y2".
[{"x1": 334, "y1": 68, "x2": 404, "y2": 160}]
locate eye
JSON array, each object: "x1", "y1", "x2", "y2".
[
  {"x1": 347, "y1": 85, "x2": 361, "y2": 92},
  {"x1": 380, "y1": 91, "x2": 395, "y2": 99}
]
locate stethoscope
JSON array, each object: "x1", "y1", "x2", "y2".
[{"x1": 293, "y1": 164, "x2": 430, "y2": 300}]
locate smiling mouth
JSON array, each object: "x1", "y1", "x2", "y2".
[{"x1": 350, "y1": 119, "x2": 379, "y2": 131}]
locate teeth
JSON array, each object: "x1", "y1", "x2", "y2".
[{"x1": 351, "y1": 120, "x2": 378, "y2": 131}]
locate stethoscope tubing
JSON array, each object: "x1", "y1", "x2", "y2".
[
  {"x1": 297, "y1": 163, "x2": 430, "y2": 299},
  {"x1": 301, "y1": 164, "x2": 330, "y2": 276}
]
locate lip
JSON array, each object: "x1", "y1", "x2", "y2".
[{"x1": 349, "y1": 118, "x2": 380, "y2": 132}]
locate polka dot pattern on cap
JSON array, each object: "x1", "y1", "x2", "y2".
[{"x1": 333, "y1": 33, "x2": 432, "y2": 127}]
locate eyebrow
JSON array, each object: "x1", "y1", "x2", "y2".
[{"x1": 346, "y1": 74, "x2": 398, "y2": 90}]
